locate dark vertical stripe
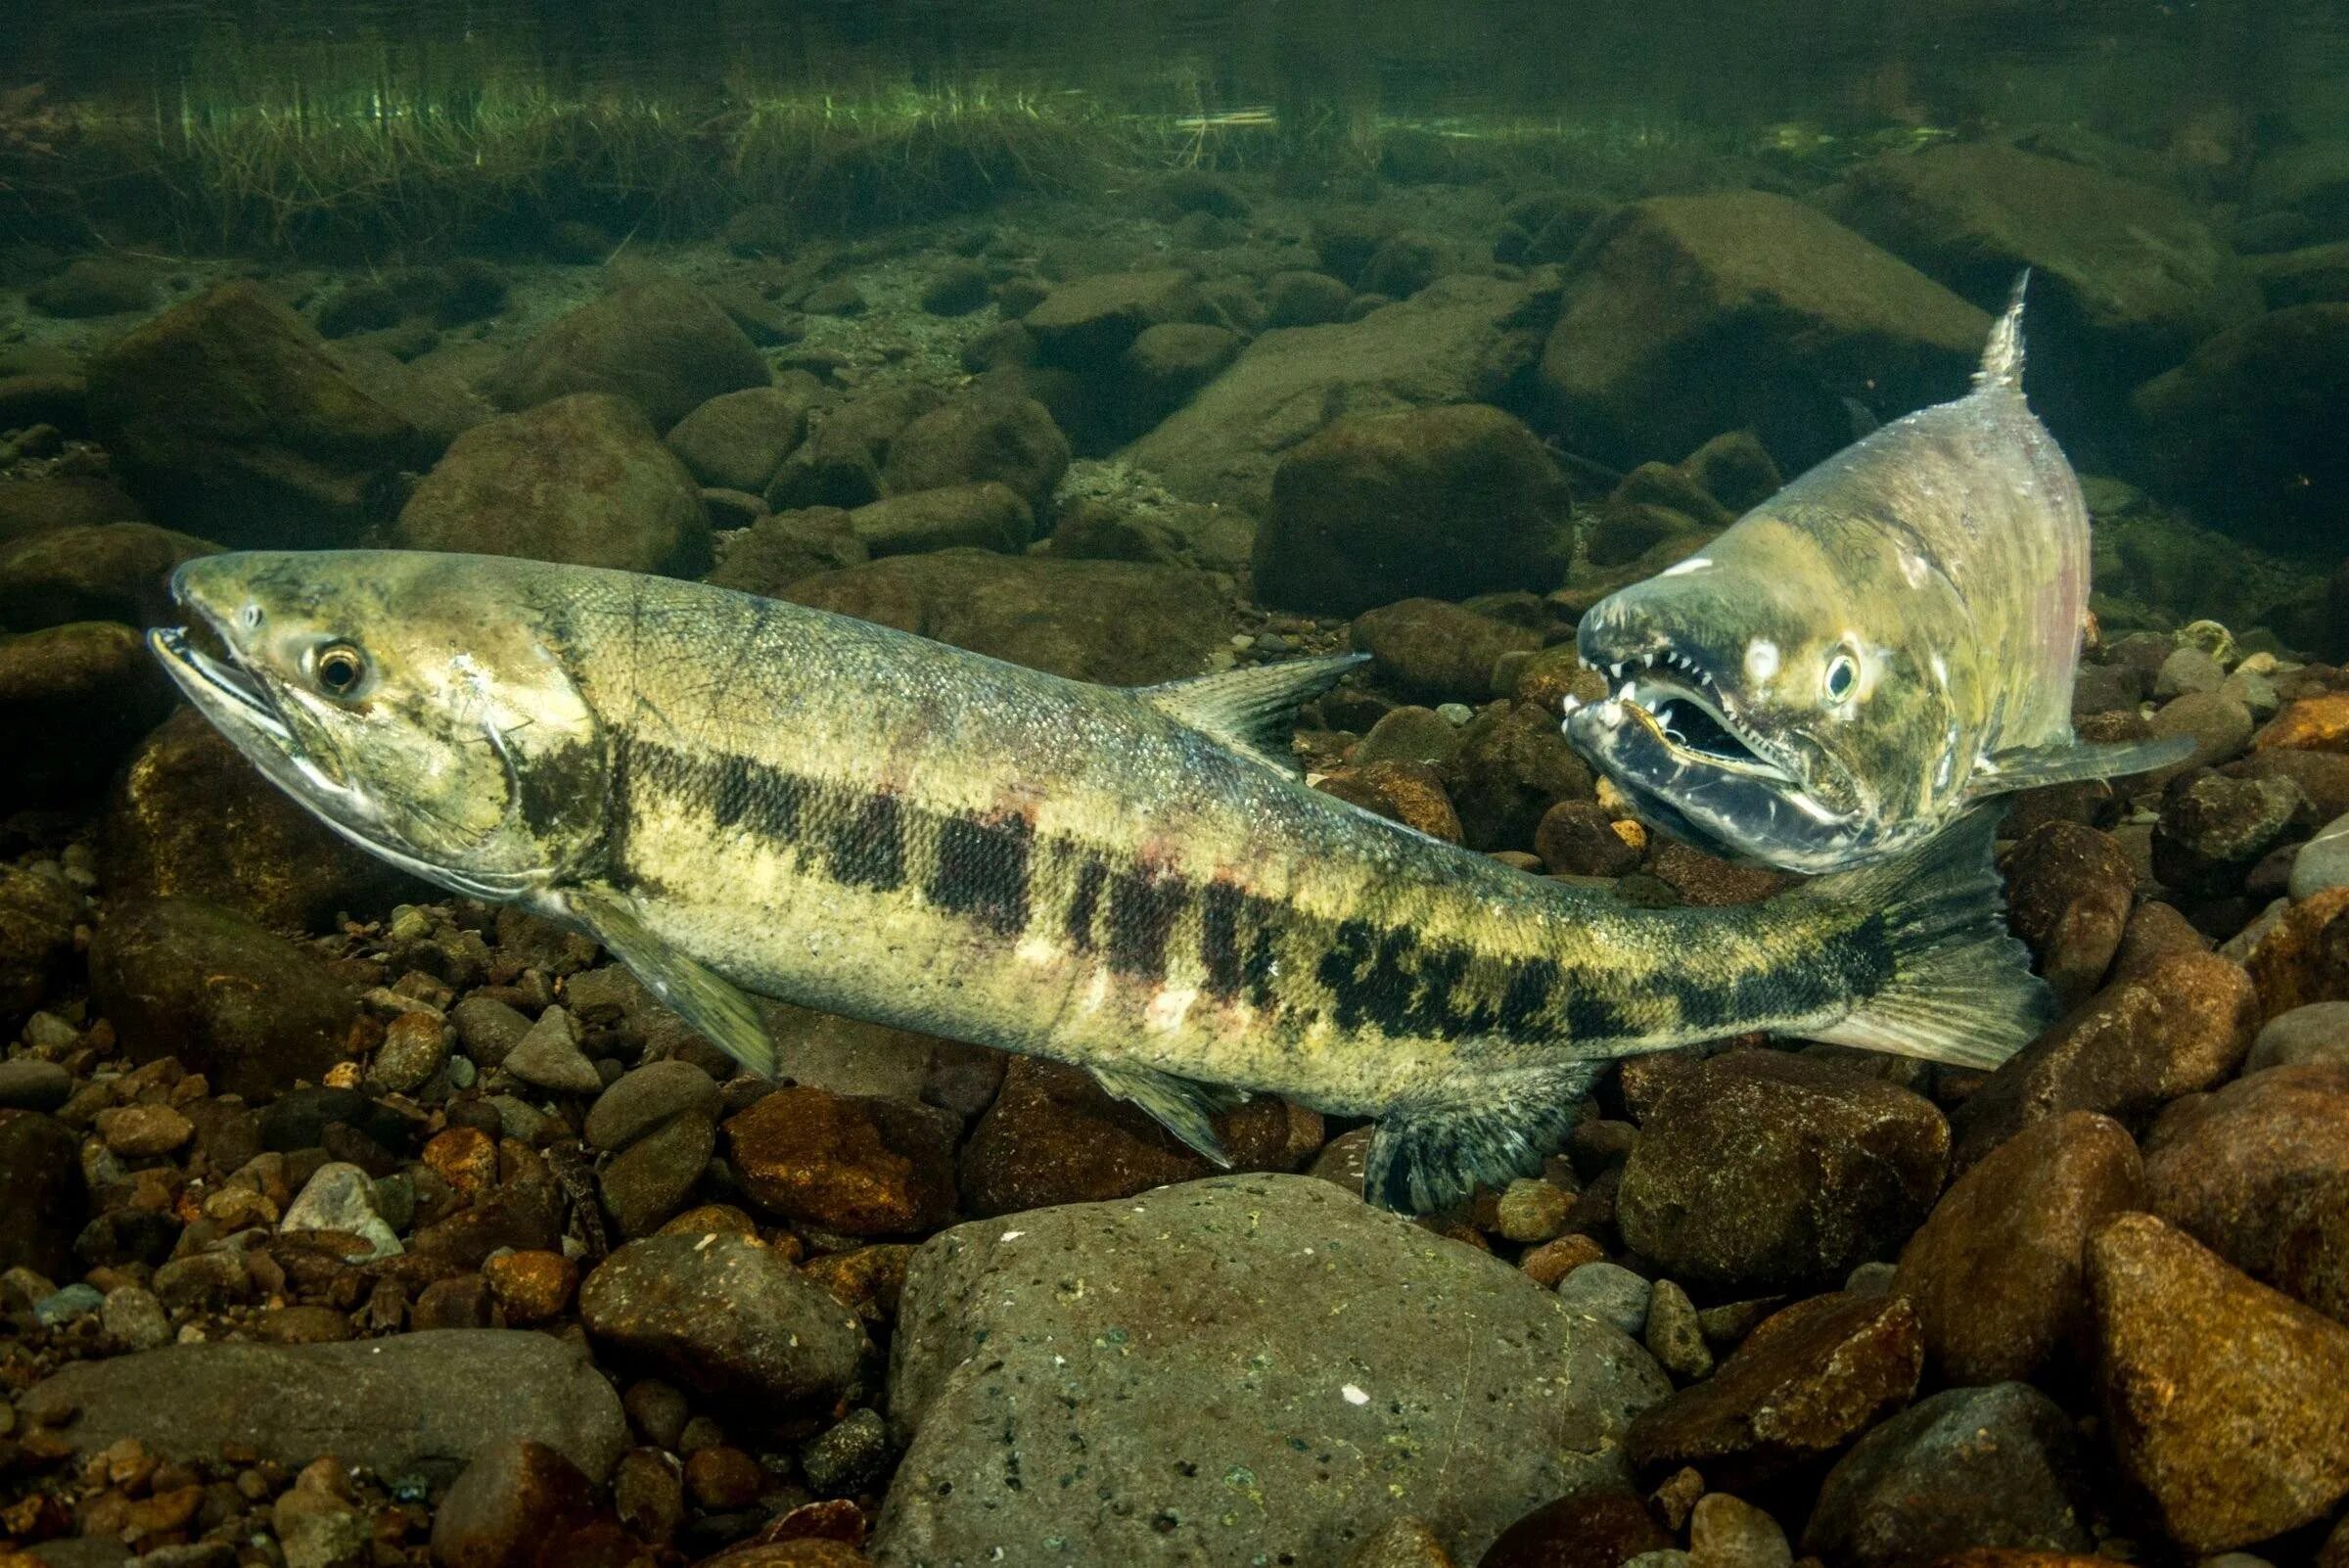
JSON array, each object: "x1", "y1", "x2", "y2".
[
  {"x1": 829, "y1": 792, "x2": 905, "y2": 890},
  {"x1": 1106, "y1": 865, "x2": 1187, "y2": 982},
  {"x1": 1200, "y1": 881, "x2": 1246, "y2": 1000},
  {"x1": 929, "y1": 812, "x2": 1034, "y2": 937},
  {"x1": 1065, "y1": 858, "x2": 1108, "y2": 953}
]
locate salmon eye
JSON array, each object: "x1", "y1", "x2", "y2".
[
  {"x1": 1823, "y1": 653, "x2": 1858, "y2": 702},
  {"x1": 314, "y1": 642, "x2": 368, "y2": 698}
]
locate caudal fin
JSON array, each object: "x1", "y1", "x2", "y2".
[
  {"x1": 1804, "y1": 808, "x2": 2053, "y2": 1070},
  {"x1": 1971, "y1": 269, "x2": 2031, "y2": 393}
]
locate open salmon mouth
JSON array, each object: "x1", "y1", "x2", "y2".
[
  {"x1": 1560, "y1": 648, "x2": 1793, "y2": 782},
  {"x1": 149, "y1": 624, "x2": 292, "y2": 744}
]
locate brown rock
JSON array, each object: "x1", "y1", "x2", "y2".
[
  {"x1": 1802, "y1": 1382, "x2": 2094, "y2": 1567},
  {"x1": 1534, "y1": 801, "x2": 1641, "y2": 878},
  {"x1": 1518, "y1": 1234, "x2": 1606, "y2": 1288},
  {"x1": 2088, "y1": 1211, "x2": 2349, "y2": 1550},
  {"x1": 2230, "y1": 749, "x2": 2349, "y2": 820},
  {"x1": 1351, "y1": 598, "x2": 1542, "y2": 707},
  {"x1": 959, "y1": 1057, "x2": 1318, "y2": 1217},
  {"x1": 2142, "y1": 1063, "x2": 2349, "y2": 1276},
  {"x1": 1315, "y1": 761, "x2": 1464, "y2": 842},
  {"x1": 684, "y1": 1445, "x2": 765, "y2": 1510},
  {"x1": 430, "y1": 1438, "x2": 605, "y2": 1568},
  {"x1": 802, "y1": 1243, "x2": 915, "y2": 1330},
  {"x1": 0, "y1": 1110, "x2": 82, "y2": 1277},
  {"x1": 1642, "y1": 840, "x2": 1791, "y2": 906},
  {"x1": 1474, "y1": 1488, "x2": 1668, "y2": 1568},
  {"x1": 2245, "y1": 885, "x2": 2349, "y2": 1015},
  {"x1": 1893, "y1": 1111, "x2": 2142, "y2": 1385},
  {"x1": 95, "y1": 1102, "x2": 194, "y2": 1158},
  {"x1": 1626, "y1": 1290, "x2": 1923, "y2": 1492},
  {"x1": 726, "y1": 1086, "x2": 958, "y2": 1235},
  {"x1": 1619, "y1": 1049, "x2": 1949, "y2": 1291},
  {"x1": 1450, "y1": 701, "x2": 1597, "y2": 853},
  {"x1": 2276, "y1": 1173, "x2": 2349, "y2": 1323},
  {"x1": 483, "y1": 1250, "x2": 578, "y2": 1325},
  {"x1": 99, "y1": 708, "x2": 422, "y2": 929},
  {"x1": 88, "y1": 897, "x2": 358, "y2": 1100},
  {"x1": 87, "y1": 280, "x2": 427, "y2": 547},
  {"x1": 2109, "y1": 899, "x2": 2211, "y2": 983},
  {"x1": 2000, "y1": 823, "x2": 2135, "y2": 1007},
  {"x1": 2254, "y1": 692, "x2": 2349, "y2": 754},
  {"x1": 693, "y1": 1542, "x2": 871, "y2": 1568},
  {"x1": 1950, "y1": 951, "x2": 2258, "y2": 1169}
]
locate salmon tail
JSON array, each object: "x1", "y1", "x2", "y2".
[
  {"x1": 1804, "y1": 807, "x2": 2054, "y2": 1070},
  {"x1": 1972, "y1": 269, "x2": 2030, "y2": 393}
]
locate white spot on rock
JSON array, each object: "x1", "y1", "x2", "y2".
[
  {"x1": 1341, "y1": 1384, "x2": 1370, "y2": 1406},
  {"x1": 1660, "y1": 556, "x2": 1713, "y2": 577}
]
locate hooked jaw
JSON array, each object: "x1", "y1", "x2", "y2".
[{"x1": 1562, "y1": 625, "x2": 1870, "y2": 873}]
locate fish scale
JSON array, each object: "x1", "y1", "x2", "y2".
[{"x1": 154, "y1": 548, "x2": 2053, "y2": 1214}]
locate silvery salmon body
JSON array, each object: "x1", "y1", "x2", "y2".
[
  {"x1": 152, "y1": 549, "x2": 2050, "y2": 1212},
  {"x1": 1567, "y1": 279, "x2": 2188, "y2": 875}
]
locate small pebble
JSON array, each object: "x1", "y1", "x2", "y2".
[
  {"x1": 683, "y1": 1444, "x2": 764, "y2": 1510},
  {"x1": 32, "y1": 1282, "x2": 103, "y2": 1326},
  {"x1": 1435, "y1": 702, "x2": 1473, "y2": 725},
  {"x1": 503, "y1": 1006, "x2": 602, "y2": 1094},
  {"x1": 281, "y1": 1161, "x2": 403, "y2": 1260},
  {"x1": 95, "y1": 1103, "x2": 194, "y2": 1158},
  {"x1": 1494, "y1": 1177, "x2": 1572, "y2": 1244},
  {"x1": 800, "y1": 1407, "x2": 892, "y2": 1498},
  {"x1": 1555, "y1": 1260, "x2": 1651, "y2": 1337},
  {"x1": 369, "y1": 1010, "x2": 451, "y2": 1094},
  {"x1": 1686, "y1": 1492, "x2": 1792, "y2": 1568},
  {"x1": 1644, "y1": 1278, "x2": 1714, "y2": 1380},
  {"x1": 102, "y1": 1285, "x2": 171, "y2": 1351}
]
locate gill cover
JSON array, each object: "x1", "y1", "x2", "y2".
[{"x1": 151, "y1": 551, "x2": 609, "y2": 901}]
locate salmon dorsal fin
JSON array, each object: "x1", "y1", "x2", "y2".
[
  {"x1": 1139, "y1": 653, "x2": 1367, "y2": 776},
  {"x1": 1972, "y1": 269, "x2": 2031, "y2": 393}
]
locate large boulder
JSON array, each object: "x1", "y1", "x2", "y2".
[
  {"x1": 394, "y1": 392, "x2": 711, "y2": 574},
  {"x1": 878, "y1": 392, "x2": 1071, "y2": 508},
  {"x1": 1824, "y1": 143, "x2": 2260, "y2": 406},
  {"x1": 88, "y1": 897, "x2": 358, "y2": 1100},
  {"x1": 873, "y1": 1175, "x2": 1667, "y2": 1567},
  {"x1": 1126, "y1": 273, "x2": 1554, "y2": 515},
  {"x1": 0, "y1": 521, "x2": 219, "y2": 630},
  {"x1": 781, "y1": 548, "x2": 1231, "y2": 684},
  {"x1": 1022, "y1": 269, "x2": 1217, "y2": 370},
  {"x1": 87, "y1": 281, "x2": 428, "y2": 546},
  {"x1": 17, "y1": 1331, "x2": 627, "y2": 1493},
  {"x1": 1618, "y1": 1048, "x2": 1951, "y2": 1291},
  {"x1": 0, "y1": 475, "x2": 146, "y2": 549},
  {"x1": 2089, "y1": 1212, "x2": 2349, "y2": 1551},
  {"x1": 0, "y1": 620, "x2": 177, "y2": 806},
  {"x1": 2130, "y1": 303, "x2": 2349, "y2": 553},
  {"x1": 1538, "y1": 191, "x2": 1988, "y2": 474},
  {"x1": 576, "y1": 1232, "x2": 868, "y2": 1407},
  {"x1": 1255, "y1": 403, "x2": 1573, "y2": 616},
  {"x1": 99, "y1": 707, "x2": 424, "y2": 930},
  {"x1": 482, "y1": 276, "x2": 769, "y2": 432}
]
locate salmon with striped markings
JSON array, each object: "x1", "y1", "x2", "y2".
[{"x1": 152, "y1": 549, "x2": 2051, "y2": 1213}]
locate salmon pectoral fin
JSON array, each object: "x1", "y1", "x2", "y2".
[
  {"x1": 562, "y1": 884, "x2": 780, "y2": 1080},
  {"x1": 1972, "y1": 734, "x2": 2197, "y2": 795},
  {"x1": 1090, "y1": 1065, "x2": 1246, "y2": 1166},
  {"x1": 1805, "y1": 807, "x2": 2054, "y2": 1071},
  {"x1": 1362, "y1": 1065, "x2": 1603, "y2": 1217}
]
